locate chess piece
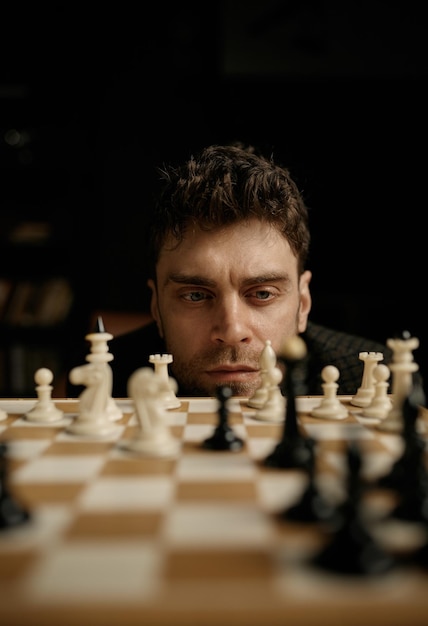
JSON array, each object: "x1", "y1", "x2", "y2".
[
  {"x1": 247, "y1": 340, "x2": 277, "y2": 409},
  {"x1": 311, "y1": 442, "x2": 395, "y2": 576},
  {"x1": 0, "y1": 441, "x2": 31, "y2": 529},
  {"x1": 121, "y1": 367, "x2": 180, "y2": 457},
  {"x1": 311, "y1": 365, "x2": 348, "y2": 420},
  {"x1": 85, "y1": 317, "x2": 123, "y2": 422},
  {"x1": 203, "y1": 386, "x2": 244, "y2": 451},
  {"x1": 0, "y1": 407, "x2": 7, "y2": 422},
  {"x1": 67, "y1": 317, "x2": 123, "y2": 436},
  {"x1": 254, "y1": 363, "x2": 284, "y2": 422},
  {"x1": 350, "y1": 351, "x2": 384, "y2": 408},
  {"x1": 359, "y1": 363, "x2": 393, "y2": 421},
  {"x1": 376, "y1": 330, "x2": 420, "y2": 433},
  {"x1": 149, "y1": 354, "x2": 181, "y2": 409},
  {"x1": 378, "y1": 383, "x2": 428, "y2": 520},
  {"x1": 264, "y1": 335, "x2": 312, "y2": 470},
  {"x1": 25, "y1": 368, "x2": 64, "y2": 423},
  {"x1": 277, "y1": 437, "x2": 337, "y2": 524},
  {"x1": 68, "y1": 361, "x2": 121, "y2": 437}
]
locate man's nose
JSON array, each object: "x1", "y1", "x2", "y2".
[{"x1": 210, "y1": 298, "x2": 251, "y2": 344}]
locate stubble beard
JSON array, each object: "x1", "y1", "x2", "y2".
[
  {"x1": 167, "y1": 345, "x2": 263, "y2": 397},
  {"x1": 159, "y1": 307, "x2": 302, "y2": 397}
]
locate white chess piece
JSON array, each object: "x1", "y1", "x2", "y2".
[
  {"x1": 311, "y1": 365, "x2": 348, "y2": 420},
  {"x1": 247, "y1": 340, "x2": 276, "y2": 409},
  {"x1": 0, "y1": 407, "x2": 7, "y2": 421},
  {"x1": 254, "y1": 364, "x2": 285, "y2": 422},
  {"x1": 67, "y1": 362, "x2": 121, "y2": 437},
  {"x1": 25, "y1": 368, "x2": 64, "y2": 423},
  {"x1": 360, "y1": 363, "x2": 393, "y2": 421},
  {"x1": 121, "y1": 367, "x2": 180, "y2": 457},
  {"x1": 376, "y1": 332, "x2": 419, "y2": 433},
  {"x1": 149, "y1": 354, "x2": 181, "y2": 409},
  {"x1": 350, "y1": 351, "x2": 384, "y2": 407},
  {"x1": 85, "y1": 320, "x2": 122, "y2": 421}
]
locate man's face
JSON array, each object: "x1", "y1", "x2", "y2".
[{"x1": 148, "y1": 219, "x2": 312, "y2": 397}]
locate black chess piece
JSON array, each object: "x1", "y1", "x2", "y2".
[
  {"x1": 264, "y1": 336, "x2": 312, "y2": 470},
  {"x1": 311, "y1": 442, "x2": 395, "y2": 576},
  {"x1": 202, "y1": 386, "x2": 244, "y2": 451},
  {"x1": 277, "y1": 437, "x2": 337, "y2": 524},
  {"x1": 0, "y1": 441, "x2": 31, "y2": 530},
  {"x1": 382, "y1": 384, "x2": 428, "y2": 524},
  {"x1": 376, "y1": 380, "x2": 425, "y2": 492}
]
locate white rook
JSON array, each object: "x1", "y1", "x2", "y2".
[{"x1": 149, "y1": 354, "x2": 181, "y2": 409}]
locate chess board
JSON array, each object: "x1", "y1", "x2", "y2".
[{"x1": 1, "y1": 395, "x2": 428, "y2": 626}]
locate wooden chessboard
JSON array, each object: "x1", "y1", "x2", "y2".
[{"x1": 1, "y1": 395, "x2": 428, "y2": 626}]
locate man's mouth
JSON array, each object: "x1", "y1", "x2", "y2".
[{"x1": 206, "y1": 366, "x2": 259, "y2": 381}]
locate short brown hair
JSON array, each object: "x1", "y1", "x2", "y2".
[{"x1": 147, "y1": 143, "x2": 310, "y2": 277}]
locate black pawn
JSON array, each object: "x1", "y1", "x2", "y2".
[
  {"x1": 377, "y1": 381, "x2": 426, "y2": 493},
  {"x1": 277, "y1": 437, "x2": 337, "y2": 524},
  {"x1": 384, "y1": 386, "x2": 428, "y2": 524},
  {"x1": 264, "y1": 337, "x2": 311, "y2": 470},
  {"x1": 202, "y1": 386, "x2": 244, "y2": 451},
  {"x1": 0, "y1": 441, "x2": 31, "y2": 530},
  {"x1": 311, "y1": 442, "x2": 395, "y2": 576}
]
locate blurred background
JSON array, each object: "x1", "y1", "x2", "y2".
[{"x1": 1, "y1": 1, "x2": 427, "y2": 396}]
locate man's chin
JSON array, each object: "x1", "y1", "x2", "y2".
[
  {"x1": 205, "y1": 380, "x2": 258, "y2": 398},
  {"x1": 186, "y1": 380, "x2": 260, "y2": 399},
  {"x1": 221, "y1": 382, "x2": 258, "y2": 398}
]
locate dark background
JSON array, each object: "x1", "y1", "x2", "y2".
[{"x1": 1, "y1": 1, "x2": 428, "y2": 387}]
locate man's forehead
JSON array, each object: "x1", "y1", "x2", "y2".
[
  {"x1": 160, "y1": 219, "x2": 288, "y2": 251},
  {"x1": 156, "y1": 222, "x2": 298, "y2": 283}
]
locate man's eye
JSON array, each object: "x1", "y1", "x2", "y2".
[
  {"x1": 184, "y1": 292, "x2": 207, "y2": 302},
  {"x1": 254, "y1": 290, "x2": 272, "y2": 300}
]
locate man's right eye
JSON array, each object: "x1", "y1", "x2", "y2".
[{"x1": 183, "y1": 291, "x2": 207, "y2": 302}]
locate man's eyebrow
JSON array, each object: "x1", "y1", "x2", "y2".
[
  {"x1": 166, "y1": 273, "x2": 216, "y2": 287},
  {"x1": 241, "y1": 273, "x2": 291, "y2": 286},
  {"x1": 165, "y1": 272, "x2": 291, "y2": 288}
]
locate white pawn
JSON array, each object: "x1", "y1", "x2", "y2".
[
  {"x1": 0, "y1": 407, "x2": 6, "y2": 422},
  {"x1": 25, "y1": 368, "x2": 64, "y2": 423},
  {"x1": 247, "y1": 340, "x2": 277, "y2": 409},
  {"x1": 350, "y1": 351, "x2": 384, "y2": 407},
  {"x1": 311, "y1": 365, "x2": 348, "y2": 420},
  {"x1": 360, "y1": 363, "x2": 393, "y2": 421},
  {"x1": 254, "y1": 365, "x2": 285, "y2": 422}
]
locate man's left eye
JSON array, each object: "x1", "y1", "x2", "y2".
[
  {"x1": 187, "y1": 292, "x2": 206, "y2": 301},
  {"x1": 254, "y1": 290, "x2": 271, "y2": 300}
]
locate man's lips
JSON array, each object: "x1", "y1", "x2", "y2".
[
  {"x1": 205, "y1": 366, "x2": 259, "y2": 380},
  {"x1": 207, "y1": 365, "x2": 258, "y2": 373}
]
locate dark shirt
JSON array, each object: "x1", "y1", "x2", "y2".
[{"x1": 66, "y1": 319, "x2": 394, "y2": 398}]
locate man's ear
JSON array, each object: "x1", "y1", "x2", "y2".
[{"x1": 297, "y1": 270, "x2": 312, "y2": 333}]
